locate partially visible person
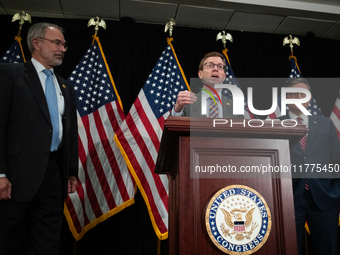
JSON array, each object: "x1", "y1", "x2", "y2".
[
  {"x1": 0, "y1": 22, "x2": 78, "y2": 255},
  {"x1": 172, "y1": 51, "x2": 243, "y2": 118},
  {"x1": 279, "y1": 78, "x2": 340, "y2": 255}
]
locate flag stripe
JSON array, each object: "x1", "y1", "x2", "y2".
[
  {"x1": 81, "y1": 115, "x2": 106, "y2": 217},
  {"x1": 124, "y1": 100, "x2": 168, "y2": 207},
  {"x1": 98, "y1": 104, "x2": 131, "y2": 202},
  {"x1": 92, "y1": 109, "x2": 119, "y2": 209},
  {"x1": 117, "y1": 124, "x2": 168, "y2": 232},
  {"x1": 134, "y1": 97, "x2": 161, "y2": 156}
]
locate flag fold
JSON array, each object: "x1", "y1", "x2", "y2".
[{"x1": 115, "y1": 37, "x2": 190, "y2": 239}]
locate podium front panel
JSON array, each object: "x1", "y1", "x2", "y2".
[{"x1": 168, "y1": 136, "x2": 297, "y2": 255}]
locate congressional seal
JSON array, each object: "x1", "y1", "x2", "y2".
[{"x1": 205, "y1": 185, "x2": 271, "y2": 254}]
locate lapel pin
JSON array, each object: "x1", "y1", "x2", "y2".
[
  {"x1": 226, "y1": 102, "x2": 230, "y2": 106},
  {"x1": 62, "y1": 84, "x2": 66, "y2": 88}
]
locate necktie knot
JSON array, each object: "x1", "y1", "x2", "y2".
[
  {"x1": 296, "y1": 116, "x2": 303, "y2": 122},
  {"x1": 42, "y1": 69, "x2": 53, "y2": 77}
]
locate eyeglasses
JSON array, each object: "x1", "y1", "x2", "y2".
[
  {"x1": 38, "y1": 37, "x2": 68, "y2": 51},
  {"x1": 286, "y1": 92, "x2": 307, "y2": 98},
  {"x1": 203, "y1": 62, "x2": 226, "y2": 71}
]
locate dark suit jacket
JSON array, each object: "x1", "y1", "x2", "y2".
[
  {"x1": 0, "y1": 60, "x2": 78, "y2": 202},
  {"x1": 279, "y1": 114, "x2": 340, "y2": 211},
  {"x1": 182, "y1": 91, "x2": 244, "y2": 118}
]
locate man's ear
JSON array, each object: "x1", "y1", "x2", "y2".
[
  {"x1": 32, "y1": 38, "x2": 40, "y2": 51},
  {"x1": 198, "y1": 70, "x2": 203, "y2": 79}
]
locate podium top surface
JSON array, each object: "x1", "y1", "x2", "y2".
[{"x1": 164, "y1": 116, "x2": 308, "y2": 140}]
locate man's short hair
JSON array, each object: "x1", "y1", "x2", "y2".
[
  {"x1": 198, "y1": 52, "x2": 226, "y2": 71},
  {"x1": 285, "y1": 77, "x2": 311, "y2": 91},
  {"x1": 27, "y1": 22, "x2": 64, "y2": 53}
]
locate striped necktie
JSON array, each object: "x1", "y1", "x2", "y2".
[
  {"x1": 43, "y1": 69, "x2": 60, "y2": 151},
  {"x1": 297, "y1": 117, "x2": 307, "y2": 151},
  {"x1": 208, "y1": 97, "x2": 219, "y2": 118}
]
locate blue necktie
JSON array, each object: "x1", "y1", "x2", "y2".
[{"x1": 43, "y1": 69, "x2": 59, "y2": 151}]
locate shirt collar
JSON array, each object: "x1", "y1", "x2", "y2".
[
  {"x1": 289, "y1": 111, "x2": 309, "y2": 125},
  {"x1": 31, "y1": 58, "x2": 54, "y2": 75},
  {"x1": 202, "y1": 89, "x2": 222, "y2": 99}
]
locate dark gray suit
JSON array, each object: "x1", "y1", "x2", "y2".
[{"x1": 279, "y1": 114, "x2": 340, "y2": 255}]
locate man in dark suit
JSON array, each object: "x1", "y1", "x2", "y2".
[
  {"x1": 279, "y1": 78, "x2": 340, "y2": 255},
  {"x1": 172, "y1": 52, "x2": 243, "y2": 118},
  {"x1": 0, "y1": 22, "x2": 78, "y2": 255}
]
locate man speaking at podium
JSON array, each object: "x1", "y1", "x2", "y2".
[
  {"x1": 171, "y1": 51, "x2": 243, "y2": 119},
  {"x1": 279, "y1": 78, "x2": 340, "y2": 255}
]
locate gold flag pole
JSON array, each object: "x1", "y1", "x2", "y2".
[
  {"x1": 216, "y1": 31, "x2": 233, "y2": 49},
  {"x1": 164, "y1": 18, "x2": 175, "y2": 37},
  {"x1": 155, "y1": 19, "x2": 177, "y2": 255},
  {"x1": 283, "y1": 35, "x2": 300, "y2": 56},
  {"x1": 12, "y1": 11, "x2": 31, "y2": 38}
]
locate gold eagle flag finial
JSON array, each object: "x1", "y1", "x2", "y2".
[
  {"x1": 12, "y1": 11, "x2": 31, "y2": 37},
  {"x1": 216, "y1": 31, "x2": 233, "y2": 49},
  {"x1": 164, "y1": 18, "x2": 176, "y2": 37},
  {"x1": 87, "y1": 16, "x2": 106, "y2": 36},
  {"x1": 283, "y1": 35, "x2": 300, "y2": 55}
]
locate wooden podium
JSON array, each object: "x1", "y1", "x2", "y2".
[{"x1": 155, "y1": 116, "x2": 307, "y2": 255}]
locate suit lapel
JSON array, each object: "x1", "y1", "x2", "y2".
[
  {"x1": 191, "y1": 91, "x2": 202, "y2": 117},
  {"x1": 282, "y1": 114, "x2": 304, "y2": 154},
  {"x1": 305, "y1": 115, "x2": 319, "y2": 153},
  {"x1": 222, "y1": 96, "x2": 233, "y2": 118},
  {"x1": 23, "y1": 61, "x2": 51, "y2": 124},
  {"x1": 56, "y1": 75, "x2": 70, "y2": 125},
  {"x1": 56, "y1": 75, "x2": 68, "y2": 109}
]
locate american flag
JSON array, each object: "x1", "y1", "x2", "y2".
[
  {"x1": 221, "y1": 48, "x2": 254, "y2": 119},
  {"x1": 330, "y1": 91, "x2": 340, "y2": 141},
  {"x1": 115, "y1": 38, "x2": 190, "y2": 239},
  {"x1": 268, "y1": 55, "x2": 322, "y2": 119},
  {"x1": 64, "y1": 36, "x2": 135, "y2": 240},
  {"x1": 0, "y1": 36, "x2": 26, "y2": 63}
]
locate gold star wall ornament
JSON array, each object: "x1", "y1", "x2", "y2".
[
  {"x1": 216, "y1": 31, "x2": 233, "y2": 49},
  {"x1": 12, "y1": 11, "x2": 31, "y2": 37},
  {"x1": 87, "y1": 17, "x2": 106, "y2": 36},
  {"x1": 283, "y1": 35, "x2": 300, "y2": 55},
  {"x1": 164, "y1": 18, "x2": 176, "y2": 37}
]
